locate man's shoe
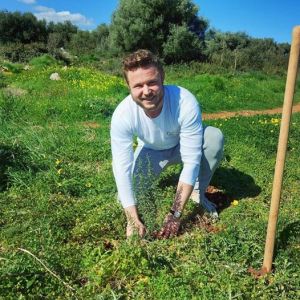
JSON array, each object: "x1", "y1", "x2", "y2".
[
  {"x1": 190, "y1": 191, "x2": 219, "y2": 220},
  {"x1": 201, "y1": 196, "x2": 219, "y2": 220}
]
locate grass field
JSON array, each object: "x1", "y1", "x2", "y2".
[{"x1": 0, "y1": 63, "x2": 299, "y2": 299}]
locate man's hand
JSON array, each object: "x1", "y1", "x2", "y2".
[
  {"x1": 124, "y1": 205, "x2": 146, "y2": 238},
  {"x1": 126, "y1": 219, "x2": 146, "y2": 238},
  {"x1": 155, "y1": 181, "x2": 192, "y2": 239},
  {"x1": 156, "y1": 213, "x2": 181, "y2": 239}
]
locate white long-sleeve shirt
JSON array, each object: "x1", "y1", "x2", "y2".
[{"x1": 110, "y1": 85, "x2": 203, "y2": 208}]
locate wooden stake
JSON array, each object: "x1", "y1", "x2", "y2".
[{"x1": 262, "y1": 26, "x2": 300, "y2": 273}]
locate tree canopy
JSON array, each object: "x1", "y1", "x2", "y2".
[
  {"x1": 0, "y1": 6, "x2": 290, "y2": 72},
  {"x1": 109, "y1": 0, "x2": 208, "y2": 61},
  {"x1": 0, "y1": 10, "x2": 47, "y2": 44}
]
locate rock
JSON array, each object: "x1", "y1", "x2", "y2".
[
  {"x1": 24, "y1": 65, "x2": 30, "y2": 70},
  {"x1": 50, "y1": 72, "x2": 61, "y2": 80},
  {"x1": 58, "y1": 48, "x2": 74, "y2": 64},
  {"x1": 0, "y1": 66, "x2": 9, "y2": 72}
]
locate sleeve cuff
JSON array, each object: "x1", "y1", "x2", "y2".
[
  {"x1": 116, "y1": 184, "x2": 136, "y2": 208},
  {"x1": 179, "y1": 163, "x2": 200, "y2": 186}
]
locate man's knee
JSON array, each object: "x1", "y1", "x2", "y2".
[{"x1": 203, "y1": 126, "x2": 224, "y2": 158}]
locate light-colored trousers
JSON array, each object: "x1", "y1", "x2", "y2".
[{"x1": 132, "y1": 126, "x2": 224, "y2": 202}]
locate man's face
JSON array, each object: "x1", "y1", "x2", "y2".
[{"x1": 126, "y1": 65, "x2": 164, "y2": 117}]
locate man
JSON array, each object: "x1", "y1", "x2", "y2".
[{"x1": 111, "y1": 49, "x2": 224, "y2": 239}]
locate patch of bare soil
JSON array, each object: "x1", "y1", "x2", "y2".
[
  {"x1": 81, "y1": 121, "x2": 101, "y2": 128},
  {"x1": 79, "y1": 103, "x2": 300, "y2": 129},
  {"x1": 248, "y1": 266, "x2": 269, "y2": 278},
  {"x1": 180, "y1": 185, "x2": 229, "y2": 234},
  {"x1": 193, "y1": 214, "x2": 225, "y2": 233},
  {"x1": 205, "y1": 185, "x2": 231, "y2": 210},
  {"x1": 202, "y1": 103, "x2": 300, "y2": 120},
  {"x1": 194, "y1": 185, "x2": 230, "y2": 233},
  {"x1": 3, "y1": 86, "x2": 27, "y2": 97}
]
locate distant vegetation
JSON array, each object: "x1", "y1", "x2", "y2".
[{"x1": 0, "y1": 0, "x2": 291, "y2": 74}]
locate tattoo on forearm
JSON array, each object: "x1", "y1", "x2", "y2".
[{"x1": 173, "y1": 185, "x2": 183, "y2": 211}]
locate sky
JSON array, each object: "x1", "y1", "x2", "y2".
[{"x1": 1, "y1": 0, "x2": 299, "y2": 44}]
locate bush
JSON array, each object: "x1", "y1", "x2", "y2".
[
  {"x1": 92, "y1": 57, "x2": 123, "y2": 76},
  {"x1": 29, "y1": 54, "x2": 58, "y2": 68},
  {"x1": 0, "y1": 42, "x2": 47, "y2": 62},
  {"x1": 162, "y1": 25, "x2": 204, "y2": 64},
  {"x1": 1, "y1": 62, "x2": 23, "y2": 73},
  {"x1": 109, "y1": 0, "x2": 207, "y2": 56}
]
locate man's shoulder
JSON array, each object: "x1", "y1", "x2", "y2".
[
  {"x1": 165, "y1": 85, "x2": 198, "y2": 107},
  {"x1": 113, "y1": 95, "x2": 132, "y2": 114}
]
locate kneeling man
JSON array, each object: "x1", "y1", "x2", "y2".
[{"x1": 111, "y1": 49, "x2": 224, "y2": 238}]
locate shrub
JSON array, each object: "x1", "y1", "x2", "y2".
[
  {"x1": 29, "y1": 54, "x2": 58, "y2": 68},
  {"x1": 0, "y1": 42, "x2": 47, "y2": 62},
  {"x1": 163, "y1": 24, "x2": 204, "y2": 64},
  {"x1": 109, "y1": 0, "x2": 207, "y2": 56},
  {"x1": 1, "y1": 62, "x2": 23, "y2": 73}
]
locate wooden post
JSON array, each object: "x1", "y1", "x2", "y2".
[{"x1": 262, "y1": 26, "x2": 300, "y2": 273}]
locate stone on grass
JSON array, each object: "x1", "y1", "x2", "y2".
[
  {"x1": 0, "y1": 66, "x2": 9, "y2": 72},
  {"x1": 50, "y1": 72, "x2": 61, "y2": 80}
]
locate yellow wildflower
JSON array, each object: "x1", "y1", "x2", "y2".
[
  {"x1": 57, "y1": 168, "x2": 63, "y2": 175},
  {"x1": 231, "y1": 200, "x2": 239, "y2": 206},
  {"x1": 271, "y1": 118, "x2": 280, "y2": 124},
  {"x1": 137, "y1": 276, "x2": 149, "y2": 284}
]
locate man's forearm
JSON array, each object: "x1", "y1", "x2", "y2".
[
  {"x1": 124, "y1": 205, "x2": 140, "y2": 224},
  {"x1": 171, "y1": 181, "x2": 194, "y2": 213}
]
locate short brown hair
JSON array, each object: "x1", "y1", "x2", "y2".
[{"x1": 122, "y1": 49, "x2": 163, "y2": 81}]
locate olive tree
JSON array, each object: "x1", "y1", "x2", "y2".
[{"x1": 109, "y1": 0, "x2": 207, "y2": 63}]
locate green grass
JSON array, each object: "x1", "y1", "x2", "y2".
[
  {"x1": 165, "y1": 67, "x2": 300, "y2": 113},
  {"x1": 29, "y1": 54, "x2": 60, "y2": 69},
  {"x1": 0, "y1": 65, "x2": 299, "y2": 299}
]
